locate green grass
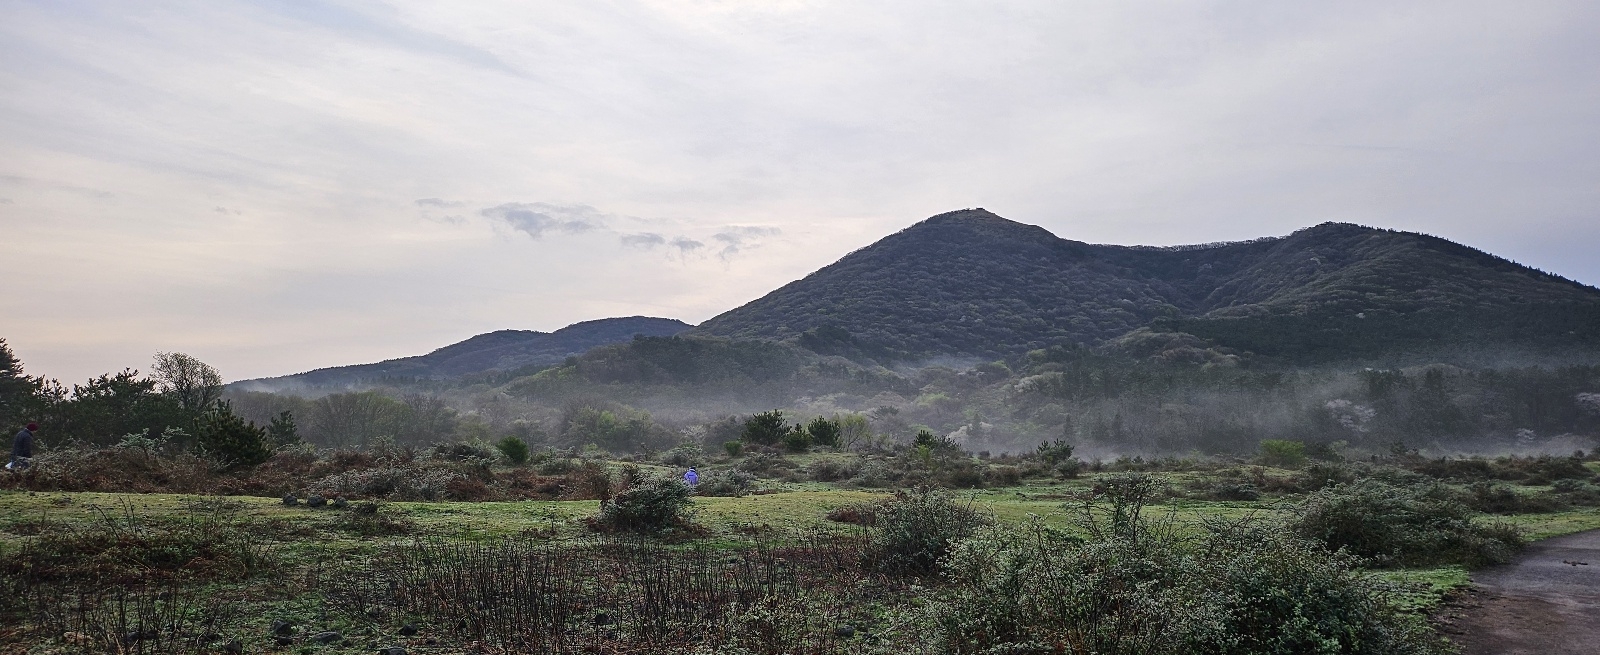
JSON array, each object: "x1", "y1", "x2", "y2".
[
  {"x1": 7, "y1": 466, "x2": 1600, "y2": 624},
  {"x1": 1373, "y1": 566, "x2": 1472, "y2": 612}
]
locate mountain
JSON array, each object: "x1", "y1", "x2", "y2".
[
  {"x1": 694, "y1": 209, "x2": 1600, "y2": 362},
  {"x1": 237, "y1": 316, "x2": 693, "y2": 390}
]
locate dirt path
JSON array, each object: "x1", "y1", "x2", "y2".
[{"x1": 1440, "y1": 529, "x2": 1600, "y2": 655}]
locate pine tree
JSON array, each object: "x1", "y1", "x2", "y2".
[{"x1": 196, "y1": 400, "x2": 272, "y2": 468}]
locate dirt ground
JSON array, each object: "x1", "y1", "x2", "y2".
[{"x1": 1437, "y1": 529, "x2": 1600, "y2": 655}]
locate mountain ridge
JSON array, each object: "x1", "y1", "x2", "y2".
[
  {"x1": 694, "y1": 209, "x2": 1600, "y2": 362},
  {"x1": 236, "y1": 316, "x2": 693, "y2": 390}
]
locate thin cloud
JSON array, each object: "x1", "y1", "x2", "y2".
[
  {"x1": 670, "y1": 236, "x2": 705, "y2": 254},
  {"x1": 482, "y1": 202, "x2": 606, "y2": 239},
  {"x1": 620, "y1": 232, "x2": 667, "y2": 248},
  {"x1": 712, "y1": 225, "x2": 782, "y2": 260},
  {"x1": 416, "y1": 198, "x2": 466, "y2": 208}
]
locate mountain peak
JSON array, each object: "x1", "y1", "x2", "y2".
[{"x1": 696, "y1": 209, "x2": 1600, "y2": 361}]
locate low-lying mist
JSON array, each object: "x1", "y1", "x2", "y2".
[{"x1": 222, "y1": 336, "x2": 1600, "y2": 460}]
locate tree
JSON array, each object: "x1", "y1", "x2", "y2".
[
  {"x1": 399, "y1": 393, "x2": 459, "y2": 444},
  {"x1": 267, "y1": 410, "x2": 300, "y2": 447},
  {"x1": 914, "y1": 428, "x2": 959, "y2": 452},
  {"x1": 838, "y1": 413, "x2": 872, "y2": 450},
  {"x1": 152, "y1": 352, "x2": 223, "y2": 414},
  {"x1": 306, "y1": 391, "x2": 404, "y2": 447},
  {"x1": 55, "y1": 370, "x2": 186, "y2": 446},
  {"x1": 195, "y1": 400, "x2": 272, "y2": 468},
  {"x1": 782, "y1": 424, "x2": 813, "y2": 452},
  {"x1": 496, "y1": 436, "x2": 530, "y2": 464},
  {"x1": 807, "y1": 416, "x2": 842, "y2": 448},
  {"x1": 741, "y1": 410, "x2": 787, "y2": 446},
  {"x1": 0, "y1": 338, "x2": 37, "y2": 428}
]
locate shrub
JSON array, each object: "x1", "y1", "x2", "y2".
[
  {"x1": 722, "y1": 440, "x2": 743, "y2": 457},
  {"x1": 782, "y1": 426, "x2": 813, "y2": 453},
  {"x1": 594, "y1": 476, "x2": 695, "y2": 534},
  {"x1": 913, "y1": 429, "x2": 960, "y2": 452},
  {"x1": 1, "y1": 500, "x2": 274, "y2": 588},
  {"x1": 734, "y1": 452, "x2": 794, "y2": 476},
  {"x1": 1201, "y1": 481, "x2": 1260, "y2": 501},
  {"x1": 934, "y1": 501, "x2": 1448, "y2": 654},
  {"x1": 847, "y1": 461, "x2": 895, "y2": 488},
  {"x1": 659, "y1": 444, "x2": 702, "y2": 467},
  {"x1": 1290, "y1": 480, "x2": 1525, "y2": 568},
  {"x1": 195, "y1": 401, "x2": 272, "y2": 468},
  {"x1": 825, "y1": 503, "x2": 876, "y2": 526},
  {"x1": 1300, "y1": 461, "x2": 1359, "y2": 490},
  {"x1": 311, "y1": 465, "x2": 469, "y2": 501},
  {"x1": 806, "y1": 458, "x2": 858, "y2": 482},
  {"x1": 336, "y1": 501, "x2": 415, "y2": 536},
  {"x1": 696, "y1": 469, "x2": 756, "y2": 497},
  {"x1": 1553, "y1": 478, "x2": 1600, "y2": 506},
  {"x1": 806, "y1": 416, "x2": 842, "y2": 448},
  {"x1": 985, "y1": 465, "x2": 1022, "y2": 487},
  {"x1": 537, "y1": 457, "x2": 578, "y2": 475},
  {"x1": 1465, "y1": 482, "x2": 1565, "y2": 514},
  {"x1": 1053, "y1": 459, "x2": 1084, "y2": 479},
  {"x1": 431, "y1": 440, "x2": 498, "y2": 462},
  {"x1": 866, "y1": 487, "x2": 988, "y2": 575},
  {"x1": 1507, "y1": 455, "x2": 1593, "y2": 485},
  {"x1": 495, "y1": 436, "x2": 530, "y2": 465},
  {"x1": 741, "y1": 410, "x2": 788, "y2": 446},
  {"x1": 934, "y1": 462, "x2": 986, "y2": 489},
  {"x1": 1035, "y1": 438, "x2": 1074, "y2": 464},
  {"x1": 563, "y1": 461, "x2": 614, "y2": 500},
  {"x1": 1257, "y1": 439, "x2": 1307, "y2": 468}
]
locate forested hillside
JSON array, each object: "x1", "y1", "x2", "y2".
[
  {"x1": 238, "y1": 316, "x2": 692, "y2": 391},
  {"x1": 695, "y1": 209, "x2": 1600, "y2": 363}
]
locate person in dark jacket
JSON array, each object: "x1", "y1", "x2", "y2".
[{"x1": 8, "y1": 422, "x2": 36, "y2": 470}]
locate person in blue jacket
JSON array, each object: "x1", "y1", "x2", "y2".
[{"x1": 683, "y1": 467, "x2": 699, "y2": 486}]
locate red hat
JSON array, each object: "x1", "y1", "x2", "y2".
[{"x1": 26, "y1": 423, "x2": 38, "y2": 431}]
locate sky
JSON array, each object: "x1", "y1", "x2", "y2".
[{"x1": 2, "y1": 1, "x2": 1598, "y2": 383}]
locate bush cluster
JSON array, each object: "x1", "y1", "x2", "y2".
[
  {"x1": 1290, "y1": 479, "x2": 1525, "y2": 568},
  {"x1": 695, "y1": 469, "x2": 756, "y2": 497},
  {"x1": 933, "y1": 473, "x2": 1449, "y2": 655},
  {"x1": 935, "y1": 516, "x2": 1447, "y2": 655},
  {"x1": 594, "y1": 476, "x2": 695, "y2": 534},
  {"x1": 865, "y1": 487, "x2": 989, "y2": 575}
]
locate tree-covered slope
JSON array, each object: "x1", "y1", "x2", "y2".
[
  {"x1": 694, "y1": 209, "x2": 1600, "y2": 362},
  {"x1": 238, "y1": 316, "x2": 693, "y2": 389}
]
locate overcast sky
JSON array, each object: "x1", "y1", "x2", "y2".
[{"x1": 3, "y1": 1, "x2": 1598, "y2": 383}]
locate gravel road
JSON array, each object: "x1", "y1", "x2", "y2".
[{"x1": 1444, "y1": 529, "x2": 1600, "y2": 655}]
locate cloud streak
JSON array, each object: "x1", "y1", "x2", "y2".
[{"x1": 482, "y1": 202, "x2": 606, "y2": 239}]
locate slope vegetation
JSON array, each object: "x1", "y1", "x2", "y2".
[
  {"x1": 695, "y1": 209, "x2": 1600, "y2": 362},
  {"x1": 238, "y1": 316, "x2": 692, "y2": 390}
]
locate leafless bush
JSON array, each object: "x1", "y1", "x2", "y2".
[{"x1": 325, "y1": 534, "x2": 890, "y2": 653}]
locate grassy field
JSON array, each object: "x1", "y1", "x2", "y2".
[
  {"x1": 8, "y1": 471, "x2": 1600, "y2": 598},
  {"x1": 6, "y1": 455, "x2": 1600, "y2": 655}
]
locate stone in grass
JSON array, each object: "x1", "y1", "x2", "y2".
[
  {"x1": 309, "y1": 631, "x2": 341, "y2": 645},
  {"x1": 379, "y1": 647, "x2": 406, "y2": 655},
  {"x1": 398, "y1": 624, "x2": 418, "y2": 637},
  {"x1": 222, "y1": 639, "x2": 243, "y2": 654},
  {"x1": 307, "y1": 495, "x2": 328, "y2": 508},
  {"x1": 592, "y1": 612, "x2": 613, "y2": 626},
  {"x1": 332, "y1": 497, "x2": 349, "y2": 509},
  {"x1": 274, "y1": 636, "x2": 294, "y2": 647},
  {"x1": 834, "y1": 625, "x2": 856, "y2": 638},
  {"x1": 270, "y1": 620, "x2": 294, "y2": 637},
  {"x1": 282, "y1": 494, "x2": 298, "y2": 506}
]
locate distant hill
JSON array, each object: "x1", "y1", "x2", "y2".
[
  {"x1": 695, "y1": 209, "x2": 1600, "y2": 363},
  {"x1": 236, "y1": 316, "x2": 693, "y2": 390}
]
